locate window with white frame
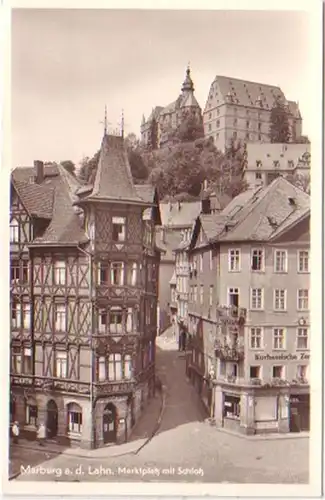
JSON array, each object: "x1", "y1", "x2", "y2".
[
  {"x1": 250, "y1": 288, "x2": 263, "y2": 310},
  {"x1": 11, "y1": 300, "x2": 21, "y2": 328},
  {"x1": 250, "y1": 365, "x2": 261, "y2": 379},
  {"x1": 10, "y1": 218, "x2": 19, "y2": 243},
  {"x1": 98, "y1": 356, "x2": 106, "y2": 381},
  {"x1": 99, "y1": 310, "x2": 107, "y2": 333},
  {"x1": 124, "y1": 354, "x2": 132, "y2": 379},
  {"x1": 56, "y1": 351, "x2": 67, "y2": 378},
  {"x1": 297, "y1": 289, "x2": 309, "y2": 310},
  {"x1": 209, "y1": 285, "x2": 214, "y2": 307},
  {"x1": 272, "y1": 365, "x2": 285, "y2": 379},
  {"x1": 274, "y1": 289, "x2": 287, "y2": 311},
  {"x1": 12, "y1": 346, "x2": 22, "y2": 374},
  {"x1": 54, "y1": 261, "x2": 66, "y2": 285},
  {"x1": 23, "y1": 347, "x2": 32, "y2": 374},
  {"x1": 296, "y1": 365, "x2": 308, "y2": 380},
  {"x1": 129, "y1": 262, "x2": 137, "y2": 286},
  {"x1": 112, "y1": 216, "x2": 126, "y2": 242},
  {"x1": 273, "y1": 328, "x2": 285, "y2": 349},
  {"x1": 55, "y1": 304, "x2": 66, "y2": 331},
  {"x1": 297, "y1": 327, "x2": 308, "y2": 349},
  {"x1": 11, "y1": 260, "x2": 20, "y2": 282},
  {"x1": 98, "y1": 262, "x2": 109, "y2": 284},
  {"x1": 108, "y1": 353, "x2": 122, "y2": 381},
  {"x1": 199, "y1": 254, "x2": 203, "y2": 272},
  {"x1": 200, "y1": 285, "x2": 204, "y2": 304},
  {"x1": 250, "y1": 327, "x2": 263, "y2": 349},
  {"x1": 22, "y1": 303, "x2": 31, "y2": 329},
  {"x1": 251, "y1": 249, "x2": 264, "y2": 271},
  {"x1": 228, "y1": 249, "x2": 240, "y2": 272},
  {"x1": 228, "y1": 287, "x2": 239, "y2": 308},
  {"x1": 298, "y1": 250, "x2": 309, "y2": 273},
  {"x1": 126, "y1": 307, "x2": 133, "y2": 333},
  {"x1": 109, "y1": 307, "x2": 123, "y2": 334},
  {"x1": 193, "y1": 285, "x2": 198, "y2": 302},
  {"x1": 209, "y1": 250, "x2": 213, "y2": 271},
  {"x1": 111, "y1": 262, "x2": 124, "y2": 285},
  {"x1": 68, "y1": 403, "x2": 82, "y2": 433},
  {"x1": 274, "y1": 250, "x2": 287, "y2": 273}
]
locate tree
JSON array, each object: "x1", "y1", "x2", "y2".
[
  {"x1": 269, "y1": 97, "x2": 291, "y2": 143},
  {"x1": 60, "y1": 160, "x2": 76, "y2": 176},
  {"x1": 78, "y1": 151, "x2": 100, "y2": 184},
  {"x1": 173, "y1": 112, "x2": 204, "y2": 143}
]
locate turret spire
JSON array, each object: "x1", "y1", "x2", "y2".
[{"x1": 181, "y1": 63, "x2": 194, "y2": 93}]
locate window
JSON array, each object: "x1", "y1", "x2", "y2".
[
  {"x1": 126, "y1": 307, "x2": 133, "y2": 333},
  {"x1": 199, "y1": 254, "x2": 203, "y2": 272},
  {"x1": 22, "y1": 303, "x2": 31, "y2": 329},
  {"x1": 258, "y1": 122, "x2": 261, "y2": 130},
  {"x1": 272, "y1": 365, "x2": 284, "y2": 379},
  {"x1": 297, "y1": 289, "x2": 309, "y2": 310},
  {"x1": 56, "y1": 351, "x2": 67, "y2": 378},
  {"x1": 208, "y1": 112, "x2": 212, "y2": 119},
  {"x1": 10, "y1": 260, "x2": 20, "y2": 282},
  {"x1": 250, "y1": 327, "x2": 263, "y2": 349},
  {"x1": 298, "y1": 250, "x2": 309, "y2": 273},
  {"x1": 99, "y1": 310, "x2": 107, "y2": 333},
  {"x1": 216, "y1": 120, "x2": 220, "y2": 128},
  {"x1": 208, "y1": 124, "x2": 212, "y2": 131},
  {"x1": 12, "y1": 347, "x2": 22, "y2": 374},
  {"x1": 233, "y1": 118, "x2": 237, "y2": 126},
  {"x1": 297, "y1": 365, "x2": 308, "y2": 380},
  {"x1": 129, "y1": 263, "x2": 137, "y2": 286},
  {"x1": 68, "y1": 403, "x2": 82, "y2": 433},
  {"x1": 297, "y1": 327, "x2": 308, "y2": 349},
  {"x1": 23, "y1": 347, "x2": 32, "y2": 374},
  {"x1": 273, "y1": 328, "x2": 285, "y2": 349},
  {"x1": 250, "y1": 366, "x2": 261, "y2": 379},
  {"x1": 274, "y1": 289, "x2": 287, "y2": 311},
  {"x1": 209, "y1": 286, "x2": 214, "y2": 307},
  {"x1": 22, "y1": 261, "x2": 29, "y2": 283},
  {"x1": 111, "y1": 262, "x2": 124, "y2": 285},
  {"x1": 108, "y1": 353, "x2": 122, "y2": 381},
  {"x1": 54, "y1": 261, "x2": 66, "y2": 285},
  {"x1": 55, "y1": 304, "x2": 66, "y2": 331},
  {"x1": 228, "y1": 287, "x2": 239, "y2": 308},
  {"x1": 255, "y1": 172, "x2": 262, "y2": 180},
  {"x1": 245, "y1": 132, "x2": 250, "y2": 140},
  {"x1": 11, "y1": 300, "x2": 21, "y2": 328},
  {"x1": 250, "y1": 288, "x2": 263, "y2": 310},
  {"x1": 251, "y1": 249, "x2": 264, "y2": 271},
  {"x1": 26, "y1": 402, "x2": 38, "y2": 426},
  {"x1": 217, "y1": 108, "x2": 220, "y2": 115},
  {"x1": 109, "y1": 307, "x2": 123, "y2": 334},
  {"x1": 228, "y1": 249, "x2": 240, "y2": 272},
  {"x1": 274, "y1": 250, "x2": 287, "y2": 273},
  {"x1": 124, "y1": 354, "x2": 132, "y2": 379},
  {"x1": 98, "y1": 262, "x2": 109, "y2": 284},
  {"x1": 193, "y1": 285, "x2": 198, "y2": 302},
  {"x1": 10, "y1": 218, "x2": 19, "y2": 243},
  {"x1": 246, "y1": 120, "x2": 250, "y2": 128},
  {"x1": 209, "y1": 250, "x2": 213, "y2": 271},
  {"x1": 98, "y1": 356, "x2": 106, "y2": 381},
  {"x1": 112, "y1": 216, "x2": 126, "y2": 242},
  {"x1": 200, "y1": 285, "x2": 204, "y2": 304}
]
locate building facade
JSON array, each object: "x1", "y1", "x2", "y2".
[
  {"x1": 141, "y1": 66, "x2": 202, "y2": 149},
  {"x1": 186, "y1": 177, "x2": 310, "y2": 435},
  {"x1": 10, "y1": 133, "x2": 161, "y2": 448},
  {"x1": 243, "y1": 143, "x2": 311, "y2": 189},
  {"x1": 203, "y1": 76, "x2": 303, "y2": 152}
]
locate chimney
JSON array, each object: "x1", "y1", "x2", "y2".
[{"x1": 34, "y1": 160, "x2": 44, "y2": 184}]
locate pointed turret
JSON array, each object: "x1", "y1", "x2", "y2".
[
  {"x1": 181, "y1": 65, "x2": 195, "y2": 93},
  {"x1": 141, "y1": 114, "x2": 146, "y2": 125}
]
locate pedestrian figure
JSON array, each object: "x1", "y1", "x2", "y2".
[
  {"x1": 37, "y1": 422, "x2": 46, "y2": 446},
  {"x1": 12, "y1": 421, "x2": 20, "y2": 444}
]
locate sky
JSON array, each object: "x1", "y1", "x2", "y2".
[{"x1": 11, "y1": 8, "x2": 313, "y2": 168}]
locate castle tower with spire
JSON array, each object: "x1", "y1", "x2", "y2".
[{"x1": 140, "y1": 65, "x2": 202, "y2": 149}]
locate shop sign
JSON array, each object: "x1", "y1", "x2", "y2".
[{"x1": 255, "y1": 353, "x2": 310, "y2": 361}]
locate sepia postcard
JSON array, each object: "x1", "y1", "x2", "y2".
[{"x1": 1, "y1": 1, "x2": 323, "y2": 498}]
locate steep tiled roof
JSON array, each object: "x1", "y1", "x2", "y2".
[
  {"x1": 147, "y1": 106, "x2": 164, "y2": 123},
  {"x1": 219, "y1": 177, "x2": 310, "y2": 242},
  {"x1": 206, "y1": 75, "x2": 287, "y2": 112},
  {"x1": 200, "y1": 214, "x2": 229, "y2": 241},
  {"x1": 11, "y1": 164, "x2": 88, "y2": 246},
  {"x1": 135, "y1": 184, "x2": 155, "y2": 203},
  {"x1": 160, "y1": 201, "x2": 201, "y2": 227},
  {"x1": 84, "y1": 134, "x2": 144, "y2": 204}
]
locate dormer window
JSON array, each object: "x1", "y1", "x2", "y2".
[
  {"x1": 256, "y1": 160, "x2": 262, "y2": 168},
  {"x1": 288, "y1": 160, "x2": 294, "y2": 168},
  {"x1": 273, "y1": 160, "x2": 280, "y2": 168}
]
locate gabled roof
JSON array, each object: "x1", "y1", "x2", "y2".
[
  {"x1": 11, "y1": 163, "x2": 88, "y2": 246},
  {"x1": 82, "y1": 134, "x2": 145, "y2": 204},
  {"x1": 159, "y1": 201, "x2": 201, "y2": 227}
]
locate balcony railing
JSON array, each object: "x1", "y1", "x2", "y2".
[
  {"x1": 215, "y1": 340, "x2": 244, "y2": 361},
  {"x1": 216, "y1": 306, "x2": 247, "y2": 325}
]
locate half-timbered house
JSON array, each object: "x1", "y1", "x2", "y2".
[{"x1": 10, "y1": 133, "x2": 161, "y2": 448}]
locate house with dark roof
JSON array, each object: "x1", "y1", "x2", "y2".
[
  {"x1": 140, "y1": 66, "x2": 202, "y2": 149},
  {"x1": 204, "y1": 75, "x2": 303, "y2": 152},
  {"x1": 182, "y1": 176, "x2": 310, "y2": 435},
  {"x1": 10, "y1": 133, "x2": 161, "y2": 449}
]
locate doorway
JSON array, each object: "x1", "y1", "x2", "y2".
[
  {"x1": 289, "y1": 395, "x2": 310, "y2": 432},
  {"x1": 46, "y1": 399, "x2": 58, "y2": 439},
  {"x1": 103, "y1": 403, "x2": 117, "y2": 444}
]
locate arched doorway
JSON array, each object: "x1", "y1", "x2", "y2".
[
  {"x1": 103, "y1": 403, "x2": 117, "y2": 444},
  {"x1": 47, "y1": 399, "x2": 58, "y2": 439}
]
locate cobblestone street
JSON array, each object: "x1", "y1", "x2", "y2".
[{"x1": 12, "y1": 330, "x2": 309, "y2": 484}]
